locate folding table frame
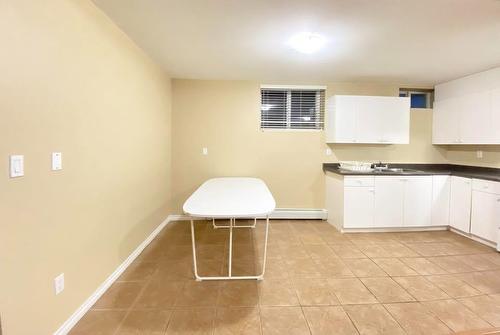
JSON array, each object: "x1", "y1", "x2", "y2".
[{"x1": 190, "y1": 216, "x2": 270, "y2": 281}]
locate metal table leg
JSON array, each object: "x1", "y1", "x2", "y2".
[{"x1": 190, "y1": 216, "x2": 270, "y2": 281}]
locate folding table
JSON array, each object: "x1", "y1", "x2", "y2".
[{"x1": 183, "y1": 177, "x2": 276, "y2": 281}]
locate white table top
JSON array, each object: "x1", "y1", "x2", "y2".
[{"x1": 183, "y1": 177, "x2": 276, "y2": 218}]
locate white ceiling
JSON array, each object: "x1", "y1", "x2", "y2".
[{"x1": 93, "y1": 0, "x2": 500, "y2": 85}]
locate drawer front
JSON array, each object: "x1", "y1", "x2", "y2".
[
  {"x1": 472, "y1": 179, "x2": 500, "y2": 195},
  {"x1": 344, "y1": 176, "x2": 375, "y2": 187}
]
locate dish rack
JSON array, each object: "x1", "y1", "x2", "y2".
[{"x1": 339, "y1": 161, "x2": 373, "y2": 172}]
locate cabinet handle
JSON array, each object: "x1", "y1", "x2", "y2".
[
  {"x1": 483, "y1": 186, "x2": 489, "y2": 189},
  {"x1": 497, "y1": 198, "x2": 500, "y2": 202}
]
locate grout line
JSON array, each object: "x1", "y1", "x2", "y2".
[
  {"x1": 111, "y1": 258, "x2": 160, "y2": 335},
  {"x1": 342, "y1": 305, "x2": 362, "y2": 335},
  {"x1": 81, "y1": 220, "x2": 500, "y2": 335}
]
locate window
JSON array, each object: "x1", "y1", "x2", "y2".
[
  {"x1": 399, "y1": 88, "x2": 434, "y2": 108},
  {"x1": 260, "y1": 85, "x2": 326, "y2": 130}
]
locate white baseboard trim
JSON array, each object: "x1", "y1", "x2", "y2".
[
  {"x1": 169, "y1": 208, "x2": 328, "y2": 221},
  {"x1": 54, "y1": 216, "x2": 172, "y2": 335},
  {"x1": 449, "y1": 227, "x2": 497, "y2": 249},
  {"x1": 270, "y1": 208, "x2": 327, "y2": 220},
  {"x1": 340, "y1": 226, "x2": 448, "y2": 233}
]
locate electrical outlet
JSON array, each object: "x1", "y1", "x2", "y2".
[
  {"x1": 202, "y1": 147, "x2": 208, "y2": 155},
  {"x1": 54, "y1": 273, "x2": 64, "y2": 295},
  {"x1": 476, "y1": 150, "x2": 483, "y2": 159},
  {"x1": 326, "y1": 148, "x2": 332, "y2": 156}
]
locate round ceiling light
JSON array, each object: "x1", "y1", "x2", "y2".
[{"x1": 288, "y1": 32, "x2": 326, "y2": 54}]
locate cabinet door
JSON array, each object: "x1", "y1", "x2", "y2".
[
  {"x1": 344, "y1": 187, "x2": 375, "y2": 228},
  {"x1": 382, "y1": 97, "x2": 410, "y2": 144},
  {"x1": 374, "y1": 177, "x2": 404, "y2": 227},
  {"x1": 327, "y1": 95, "x2": 357, "y2": 143},
  {"x1": 449, "y1": 176, "x2": 472, "y2": 232},
  {"x1": 471, "y1": 191, "x2": 500, "y2": 242},
  {"x1": 404, "y1": 177, "x2": 433, "y2": 227},
  {"x1": 459, "y1": 91, "x2": 492, "y2": 144},
  {"x1": 431, "y1": 176, "x2": 451, "y2": 226},
  {"x1": 432, "y1": 98, "x2": 460, "y2": 144},
  {"x1": 491, "y1": 88, "x2": 500, "y2": 144},
  {"x1": 356, "y1": 96, "x2": 385, "y2": 143}
]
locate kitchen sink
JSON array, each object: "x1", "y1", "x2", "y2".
[{"x1": 375, "y1": 168, "x2": 424, "y2": 174}]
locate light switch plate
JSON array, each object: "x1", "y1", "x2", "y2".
[
  {"x1": 202, "y1": 147, "x2": 208, "y2": 155},
  {"x1": 54, "y1": 273, "x2": 64, "y2": 295},
  {"x1": 9, "y1": 155, "x2": 24, "y2": 178},
  {"x1": 52, "y1": 152, "x2": 62, "y2": 170}
]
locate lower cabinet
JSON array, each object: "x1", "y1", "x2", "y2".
[
  {"x1": 449, "y1": 176, "x2": 472, "y2": 233},
  {"x1": 344, "y1": 186, "x2": 375, "y2": 228},
  {"x1": 431, "y1": 175, "x2": 451, "y2": 226},
  {"x1": 404, "y1": 176, "x2": 433, "y2": 227},
  {"x1": 374, "y1": 177, "x2": 405, "y2": 227},
  {"x1": 326, "y1": 172, "x2": 499, "y2": 247},
  {"x1": 333, "y1": 175, "x2": 434, "y2": 229},
  {"x1": 471, "y1": 179, "x2": 500, "y2": 242},
  {"x1": 373, "y1": 176, "x2": 432, "y2": 228}
]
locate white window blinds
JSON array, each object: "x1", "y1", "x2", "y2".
[{"x1": 260, "y1": 86, "x2": 326, "y2": 130}]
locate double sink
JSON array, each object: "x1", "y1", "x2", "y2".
[{"x1": 374, "y1": 167, "x2": 424, "y2": 174}]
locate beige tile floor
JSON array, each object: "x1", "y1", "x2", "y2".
[{"x1": 70, "y1": 219, "x2": 500, "y2": 335}]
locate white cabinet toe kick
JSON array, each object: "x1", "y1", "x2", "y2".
[{"x1": 325, "y1": 172, "x2": 500, "y2": 249}]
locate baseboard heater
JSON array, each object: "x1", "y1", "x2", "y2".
[{"x1": 170, "y1": 208, "x2": 328, "y2": 221}]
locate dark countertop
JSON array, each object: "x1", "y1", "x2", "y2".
[{"x1": 323, "y1": 163, "x2": 500, "y2": 182}]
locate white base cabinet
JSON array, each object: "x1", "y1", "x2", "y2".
[
  {"x1": 471, "y1": 179, "x2": 500, "y2": 242},
  {"x1": 449, "y1": 176, "x2": 472, "y2": 233},
  {"x1": 344, "y1": 186, "x2": 375, "y2": 228},
  {"x1": 431, "y1": 176, "x2": 451, "y2": 226},
  {"x1": 373, "y1": 176, "x2": 432, "y2": 228},
  {"x1": 326, "y1": 174, "x2": 434, "y2": 230},
  {"x1": 404, "y1": 177, "x2": 433, "y2": 227},
  {"x1": 325, "y1": 172, "x2": 500, "y2": 248},
  {"x1": 374, "y1": 177, "x2": 405, "y2": 228}
]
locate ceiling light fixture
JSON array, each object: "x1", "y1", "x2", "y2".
[{"x1": 288, "y1": 32, "x2": 326, "y2": 54}]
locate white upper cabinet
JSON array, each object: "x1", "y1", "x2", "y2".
[
  {"x1": 433, "y1": 67, "x2": 500, "y2": 144},
  {"x1": 432, "y1": 98, "x2": 460, "y2": 144},
  {"x1": 326, "y1": 95, "x2": 410, "y2": 144},
  {"x1": 326, "y1": 95, "x2": 357, "y2": 143},
  {"x1": 492, "y1": 88, "x2": 500, "y2": 143}
]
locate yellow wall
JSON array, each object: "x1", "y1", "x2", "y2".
[
  {"x1": 171, "y1": 79, "x2": 448, "y2": 211},
  {"x1": 445, "y1": 145, "x2": 500, "y2": 168},
  {"x1": 0, "y1": 1, "x2": 172, "y2": 334}
]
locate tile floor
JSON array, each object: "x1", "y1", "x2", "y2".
[{"x1": 70, "y1": 220, "x2": 500, "y2": 335}]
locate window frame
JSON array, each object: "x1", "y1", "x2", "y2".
[
  {"x1": 260, "y1": 85, "x2": 326, "y2": 132},
  {"x1": 399, "y1": 88, "x2": 434, "y2": 109}
]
